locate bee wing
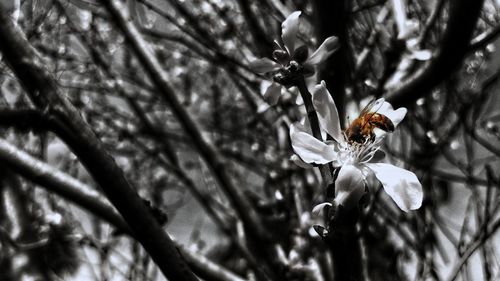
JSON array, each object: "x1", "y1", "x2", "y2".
[
  {"x1": 359, "y1": 98, "x2": 388, "y2": 132},
  {"x1": 360, "y1": 98, "x2": 385, "y2": 115}
]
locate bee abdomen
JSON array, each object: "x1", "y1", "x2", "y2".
[{"x1": 370, "y1": 114, "x2": 394, "y2": 132}]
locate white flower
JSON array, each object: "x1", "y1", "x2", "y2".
[
  {"x1": 290, "y1": 81, "x2": 423, "y2": 212},
  {"x1": 249, "y1": 11, "x2": 339, "y2": 106}
]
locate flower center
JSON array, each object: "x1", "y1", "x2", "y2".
[{"x1": 338, "y1": 134, "x2": 382, "y2": 165}]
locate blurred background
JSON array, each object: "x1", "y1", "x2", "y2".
[{"x1": 0, "y1": 0, "x2": 499, "y2": 280}]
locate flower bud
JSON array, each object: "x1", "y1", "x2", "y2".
[
  {"x1": 273, "y1": 49, "x2": 289, "y2": 64},
  {"x1": 293, "y1": 45, "x2": 309, "y2": 64}
]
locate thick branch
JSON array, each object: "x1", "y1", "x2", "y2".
[
  {"x1": 386, "y1": 0, "x2": 485, "y2": 108},
  {"x1": 312, "y1": 2, "x2": 364, "y2": 281},
  {"x1": 0, "y1": 6, "x2": 198, "y2": 281},
  {"x1": 313, "y1": 0, "x2": 354, "y2": 124},
  {"x1": 0, "y1": 138, "x2": 247, "y2": 281}
]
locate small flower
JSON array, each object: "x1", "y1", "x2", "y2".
[
  {"x1": 290, "y1": 81, "x2": 423, "y2": 212},
  {"x1": 249, "y1": 11, "x2": 339, "y2": 106}
]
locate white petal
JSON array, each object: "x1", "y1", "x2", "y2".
[
  {"x1": 297, "y1": 117, "x2": 312, "y2": 134},
  {"x1": 261, "y1": 82, "x2": 282, "y2": 106},
  {"x1": 290, "y1": 155, "x2": 313, "y2": 169},
  {"x1": 290, "y1": 123, "x2": 337, "y2": 164},
  {"x1": 249, "y1": 58, "x2": 281, "y2": 74},
  {"x1": 306, "y1": 36, "x2": 339, "y2": 65},
  {"x1": 376, "y1": 100, "x2": 407, "y2": 127},
  {"x1": 334, "y1": 164, "x2": 366, "y2": 210},
  {"x1": 281, "y1": 11, "x2": 301, "y2": 55},
  {"x1": 365, "y1": 163, "x2": 423, "y2": 212},
  {"x1": 312, "y1": 81, "x2": 342, "y2": 142},
  {"x1": 311, "y1": 202, "x2": 332, "y2": 216}
]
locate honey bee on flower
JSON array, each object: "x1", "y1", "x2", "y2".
[
  {"x1": 249, "y1": 11, "x2": 339, "y2": 106},
  {"x1": 290, "y1": 81, "x2": 422, "y2": 212},
  {"x1": 345, "y1": 98, "x2": 396, "y2": 144}
]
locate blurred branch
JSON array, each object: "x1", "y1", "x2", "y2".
[
  {"x1": 354, "y1": 6, "x2": 389, "y2": 75},
  {"x1": 137, "y1": 0, "x2": 253, "y2": 73},
  {"x1": 352, "y1": 0, "x2": 386, "y2": 14},
  {"x1": 313, "y1": 0, "x2": 354, "y2": 123},
  {"x1": 386, "y1": 0, "x2": 485, "y2": 108},
  {"x1": 0, "y1": 137, "x2": 248, "y2": 281},
  {"x1": 469, "y1": 24, "x2": 500, "y2": 52},
  {"x1": 391, "y1": 0, "x2": 408, "y2": 39},
  {"x1": 445, "y1": 218, "x2": 500, "y2": 281},
  {"x1": 53, "y1": 4, "x2": 234, "y2": 236},
  {"x1": 0, "y1": 6, "x2": 198, "y2": 281},
  {"x1": 99, "y1": 0, "x2": 270, "y2": 244},
  {"x1": 0, "y1": 137, "x2": 127, "y2": 230},
  {"x1": 235, "y1": 0, "x2": 273, "y2": 56},
  {"x1": 418, "y1": 0, "x2": 446, "y2": 46},
  {"x1": 165, "y1": 0, "x2": 218, "y2": 48}
]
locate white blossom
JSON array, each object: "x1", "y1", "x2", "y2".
[
  {"x1": 249, "y1": 11, "x2": 339, "y2": 106},
  {"x1": 290, "y1": 81, "x2": 423, "y2": 212}
]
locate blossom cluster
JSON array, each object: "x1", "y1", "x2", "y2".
[{"x1": 250, "y1": 11, "x2": 338, "y2": 106}]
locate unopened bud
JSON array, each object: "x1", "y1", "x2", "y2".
[
  {"x1": 273, "y1": 49, "x2": 289, "y2": 64},
  {"x1": 293, "y1": 45, "x2": 309, "y2": 64}
]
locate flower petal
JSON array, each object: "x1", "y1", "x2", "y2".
[
  {"x1": 281, "y1": 11, "x2": 301, "y2": 55},
  {"x1": 249, "y1": 58, "x2": 281, "y2": 74},
  {"x1": 376, "y1": 99, "x2": 407, "y2": 127},
  {"x1": 334, "y1": 164, "x2": 366, "y2": 209},
  {"x1": 365, "y1": 163, "x2": 423, "y2": 212},
  {"x1": 312, "y1": 202, "x2": 332, "y2": 216},
  {"x1": 261, "y1": 81, "x2": 282, "y2": 106},
  {"x1": 290, "y1": 155, "x2": 313, "y2": 169},
  {"x1": 312, "y1": 81, "x2": 342, "y2": 142},
  {"x1": 306, "y1": 36, "x2": 339, "y2": 65},
  {"x1": 290, "y1": 122, "x2": 337, "y2": 164}
]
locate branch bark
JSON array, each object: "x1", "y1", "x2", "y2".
[{"x1": 0, "y1": 6, "x2": 198, "y2": 281}]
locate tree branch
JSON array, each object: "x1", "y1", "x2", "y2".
[
  {"x1": 386, "y1": 0, "x2": 485, "y2": 108},
  {"x1": 313, "y1": 0, "x2": 354, "y2": 124},
  {"x1": 99, "y1": 0, "x2": 270, "y2": 243},
  {"x1": 0, "y1": 137, "x2": 248, "y2": 281},
  {"x1": 235, "y1": 0, "x2": 274, "y2": 56},
  {"x1": 312, "y1": 2, "x2": 364, "y2": 281},
  {"x1": 0, "y1": 6, "x2": 198, "y2": 281}
]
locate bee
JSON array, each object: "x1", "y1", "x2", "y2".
[{"x1": 345, "y1": 98, "x2": 394, "y2": 143}]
